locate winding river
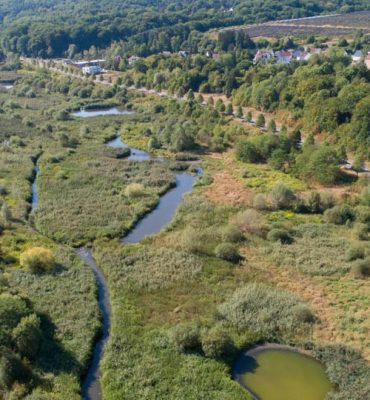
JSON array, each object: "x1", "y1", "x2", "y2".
[{"x1": 29, "y1": 123, "x2": 200, "y2": 400}]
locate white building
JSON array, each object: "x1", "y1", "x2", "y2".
[
  {"x1": 365, "y1": 53, "x2": 370, "y2": 70},
  {"x1": 82, "y1": 65, "x2": 102, "y2": 75},
  {"x1": 352, "y1": 50, "x2": 363, "y2": 63}
]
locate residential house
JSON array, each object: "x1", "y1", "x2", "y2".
[
  {"x1": 365, "y1": 53, "x2": 370, "y2": 70},
  {"x1": 352, "y1": 50, "x2": 363, "y2": 63},
  {"x1": 253, "y1": 49, "x2": 274, "y2": 64},
  {"x1": 128, "y1": 56, "x2": 140, "y2": 66},
  {"x1": 276, "y1": 50, "x2": 293, "y2": 65}
]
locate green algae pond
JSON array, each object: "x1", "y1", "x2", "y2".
[{"x1": 233, "y1": 345, "x2": 333, "y2": 400}]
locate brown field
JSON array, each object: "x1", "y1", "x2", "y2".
[{"x1": 219, "y1": 11, "x2": 370, "y2": 39}]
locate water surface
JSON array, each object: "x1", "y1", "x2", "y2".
[
  {"x1": 73, "y1": 107, "x2": 134, "y2": 118},
  {"x1": 75, "y1": 247, "x2": 111, "y2": 400},
  {"x1": 122, "y1": 172, "x2": 197, "y2": 244},
  {"x1": 233, "y1": 346, "x2": 333, "y2": 400},
  {"x1": 106, "y1": 137, "x2": 150, "y2": 161},
  {"x1": 31, "y1": 166, "x2": 39, "y2": 211}
]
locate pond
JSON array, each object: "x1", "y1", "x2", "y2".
[
  {"x1": 233, "y1": 345, "x2": 333, "y2": 400},
  {"x1": 72, "y1": 107, "x2": 135, "y2": 118}
]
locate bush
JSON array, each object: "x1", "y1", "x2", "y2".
[
  {"x1": 355, "y1": 206, "x2": 370, "y2": 223},
  {"x1": 353, "y1": 223, "x2": 369, "y2": 241},
  {"x1": 218, "y1": 283, "x2": 314, "y2": 337},
  {"x1": 324, "y1": 204, "x2": 356, "y2": 225},
  {"x1": 234, "y1": 209, "x2": 266, "y2": 236},
  {"x1": 0, "y1": 351, "x2": 29, "y2": 389},
  {"x1": 292, "y1": 304, "x2": 315, "y2": 323},
  {"x1": 12, "y1": 314, "x2": 42, "y2": 360},
  {"x1": 214, "y1": 243, "x2": 240, "y2": 263},
  {"x1": 346, "y1": 245, "x2": 366, "y2": 261},
  {"x1": 220, "y1": 225, "x2": 244, "y2": 243},
  {"x1": 201, "y1": 326, "x2": 233, "y2": 359},
  {"x1": 253, "y1": 193, "x2": 269, "y2": 210},
  {"x1": 169, "y1": 322, "x2": 201, "y2": 353},
  {"x1": 267, "y1": 228, "x2": 294, "y2": 244},
  {"x1": 351, "y1": 258, "x2": 370, "y2": 279},
  {"x1": 271, "y1": 183, "x2": 296, "y2": 210},
  {"x1": 19, "y1": 247, "x2": 55, "y2": 274},
  {"x1": 124, "y1": 183, "x2": 146, "y2": 198},
  {"x1": 235, "y1": 141, "x2": 262, "y2": 163}
]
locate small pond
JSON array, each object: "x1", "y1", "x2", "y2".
[
  {"x1": 233, "y1": 345, "x2": 333, "y2": 400},
  {"x1": 72, "y1": 107, "x2": 135, "y2": 118}
]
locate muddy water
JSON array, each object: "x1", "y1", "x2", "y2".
[{"x1": 233, "y1": 345, "x2": 333, "y2": 400}]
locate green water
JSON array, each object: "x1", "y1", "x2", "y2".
[{"x1": 238, "y1": 349, "x2": 333, "y2": 400}]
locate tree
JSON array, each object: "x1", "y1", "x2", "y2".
[
  {"x1": 201, "y1": 326, "x2": 233, "y2": 359},
  {"x1": 235, "y1": 141, "x2": 261, "y2": 163},
  {"x1": 20, "y1": 247, "x2": 55, "y2": 274},
  {"x1": 267, "y1": 119, "x2": 277, "y2": 133},
  {"x1": 216, "y1": 99, "x2": 225, "y2": 113},
  {"x1": 1, "y1": 203, "x2": 12, "y2": 226},
  {"x1": 225, "y1": 103, "x2": 233, "y2": 115},
  {"x1": 246, "y1": 111, "x2": 252, "y2": 122},
  {"x1": 256, "y1": 113, "x2": 265, "y2": 127},
  {"x1": 187, "y1": 89, "x2": 195, "y2": 101},
  {"x1": 235, "y1": 106, "x2": 243, "y2": 119},
  {"x1": 12, "y1": 314, "x2": 42, "y2": 359}
]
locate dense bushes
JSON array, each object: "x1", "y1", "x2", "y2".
[
  {"x1": 267, "y1": 228, "x2": 294, "y2": 244},
  {"x1": 19, "y1": 247, "x2": 55, "y2": 274},
  {"x1": 324, "y1": 204, "x2": 356, "y2": 225},
  {"x1": 351, "y1": 257, "x2": 370, "y2": 279},
  {"x1": 218, "y1": 283, "x2": 314, "y2": 339},
  {"x1": 214, "y1": 243, "x2": 241, "y2": 263}
]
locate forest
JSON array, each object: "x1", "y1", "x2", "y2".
[{"x1": 1, "y1": 0, "x2": 370, "y2": 57}]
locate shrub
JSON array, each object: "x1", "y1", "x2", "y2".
[
  {"x1": 220, "y1": 225, "x2": 244, "y2": 243},
  {"x1": 267, "y1": 228, "x2": 294, "y2": 244},
  {"x1": 351, "y1": 258, "x2": 370, "y2": 279},
  {"x1": 0, "y1": 351, "x2": 29, "y2": 389},
  {"x1": 19, "y1": 247, "x2": 55, "y2": 274},
  {"x1": 271, "y1": 183, "x2": 296, "y2": 210},
  {"x1": 214, "y1": 243, "x2": 240, "y2": 263},
  {"x1": 353, "y1": 223, "x2": 369, "y2": 241},
  {"x1": 234, "y1": 209, "x2": 266, "y2": 236},
  {"x1": 124, "y1": 183, "x2": 146, "y2": 198},
  {"x1": 201, "y1": 326, "x2": 233, "y2": 359},
  {"x1": 169, "y1": 322, "x2": 201, "y2": 353},
  {"x1": 235, "y1": 141, "x2": 261, "y2": 163},
  {"x1": 253, "y1": 193, "x2": 269, "y2": 210},
  {"x1": 355, "y1": 206, "x2": 370, "y2": 223},
  {"x1": 218, "y1": 283, "x2": 314, "y2": 337},
  {"x1": 12, "y1": 314, "x2": 42, "y2": 359},
  {"x1": 324, "y1": 204, "x2": 356, "y2": 225},
  {"x1": 346, "y1": 245, "x2": 366, "y2": 262},
  {"x1": 292, "y1": 304, "x2": 315, "y2": 323}
]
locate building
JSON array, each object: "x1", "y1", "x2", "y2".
[
  {"x1": 253, "y1": 49, "x2": 274, "y2": 64},
  {"x1": 365, "y1": 53, "x2": 370, "y2": 70},
  {"x1": 73, "y1": 59, "x2": 105, "y2": 68},
  {"x1": 276, "y1": 50, "x2": 293, "y2": 65},
  {"x1": 82, "y1": 65, "x2": 102, "y2": 75},
  {"x1": 128, "y1": 56, "x2": 140, "y2": 66},
  {"x1": 352, "y1": 50, "x2": 363, "y2": 63}
]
